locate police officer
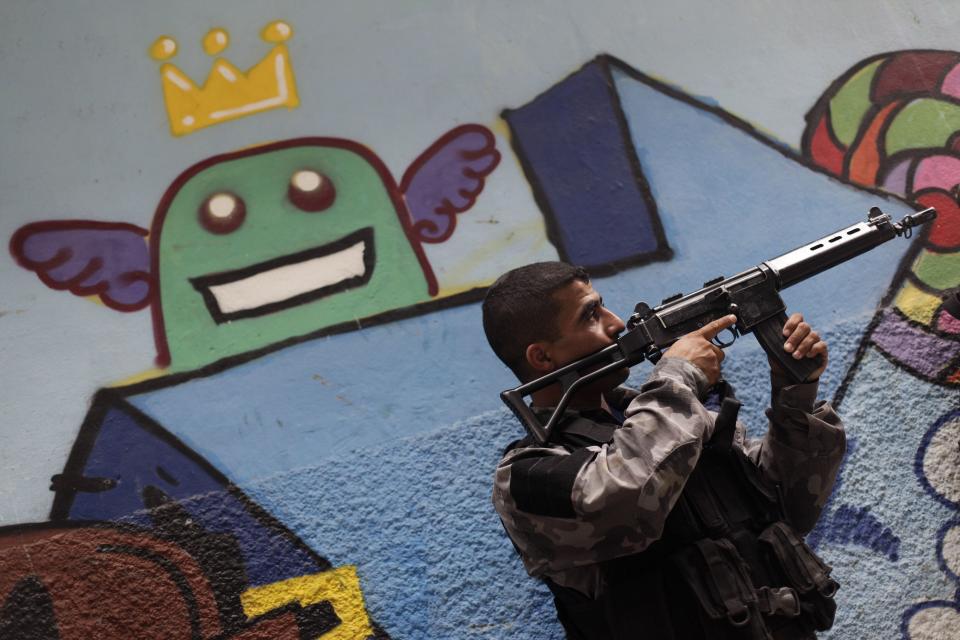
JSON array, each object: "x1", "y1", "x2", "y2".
[{"x1": 484, "y1": 262, "x2": 844, "y2": 639}]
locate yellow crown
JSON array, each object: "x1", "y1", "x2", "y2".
[{"x1": 150, "y1": 21, "x2": 300, "y2": 137}]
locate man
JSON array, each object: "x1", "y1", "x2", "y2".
[{"x1": 484, "y1": 262, "x2": 845, "y2": 639}]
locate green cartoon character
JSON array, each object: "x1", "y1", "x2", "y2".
[{"x1": 11, "y1": 126, "x2": 500, "y2": 371}]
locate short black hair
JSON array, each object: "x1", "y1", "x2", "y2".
[{"x1": 482, "y1": 262, "x2": 590, "y2": 380}]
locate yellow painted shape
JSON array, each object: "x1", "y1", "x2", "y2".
[
  {"x1": 894, "y1": 280, "x2": 943, "y2": 325},
  {"x1": 434, "y1": 218, "x2": 553, "y2": 296},
  {"x1": 156, "y1": 22, "x2": 299, "y2": 137},
  {"x1": 150, "y1": 36, "x2": 177, "y2": 60},
  {"x1": 241, "y1": 566, "x2": 373, "y2": 640},
  {"x1": 109, "y1": 367, "x2": 167, "y2": 387},
  {"x1": 203, "y1": 28, "x2": 230, "y2": 55},
  {"x1": 262, "y1": 20, "x2": 293, "y2": 43}
]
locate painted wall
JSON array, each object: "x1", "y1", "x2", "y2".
[{"x1": 1, "y1": 1, "x2": 958, "y2": 638}]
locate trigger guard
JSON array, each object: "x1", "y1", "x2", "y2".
[{"x1": 712, "y1": 327, "x2": 739, "y2": 348}]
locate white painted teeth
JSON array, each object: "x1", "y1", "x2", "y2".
[{"x1": 208, "y1": 239, "x2": 367, "y2": 315}]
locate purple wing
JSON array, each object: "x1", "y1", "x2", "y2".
[
  {"x1": 10, "y1": 220, "x2": 153, "y2": 311},
  {"x1": 399, "y1": 124, "x2": 501, "y2": 243}
]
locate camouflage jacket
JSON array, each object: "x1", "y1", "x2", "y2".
[{"x1": 492, "y1": 357, "x2": 845, "y2": 598}]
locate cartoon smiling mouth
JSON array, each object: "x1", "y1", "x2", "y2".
[{"x1": 191, "y1": 227, "x2": 375, "y2": 323}]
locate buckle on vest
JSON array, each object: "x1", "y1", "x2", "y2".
[{"x1": 756, "y1": 586, "x2": 801, "y2": 618}]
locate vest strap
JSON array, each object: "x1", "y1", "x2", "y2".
[{"x1": 711, "y1": 380, "x2": 742, "y2": 452}]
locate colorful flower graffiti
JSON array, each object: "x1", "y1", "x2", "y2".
[
  {"x1": 802, "y1": 49, "x2": 960, "y2": 640},
  {"x1": 803, "y1": 49, "x2": 960, "y2": 385}
]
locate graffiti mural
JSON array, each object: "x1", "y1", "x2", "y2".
[
  {"x1": 4, "y1": 5, "x2": 960, "y2": 639},
  {"x1": 799, "y1": 49, "x2": 960, "y2": 640}
]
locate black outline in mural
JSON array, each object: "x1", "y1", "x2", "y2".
[
  {"x1": 191, "y1": 227, "x2": 376, "y2": 324},
  {"x1": 801, "y1": 101, "x2": 847, "y2": 176},
  {"x1": 106, "y1": 287, "x2": 486, "y2": 400},
  {"x1": 914, "y1": 408, "x2": 960, "y2": 511},
  {"x1": 584, "y1": 54, "x2": 910, "y2": 201}
]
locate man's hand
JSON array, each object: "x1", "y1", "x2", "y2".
[
  {"x1": 662, "y1": 314, "x2": 737, "y2": 385},
  {"x1": 773, "y1": 312, "x2": 829, "y2": 381}
]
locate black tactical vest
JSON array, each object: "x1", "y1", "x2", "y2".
[{"x1": 542, "y1": 385, "x2": 839, "y2": 640}]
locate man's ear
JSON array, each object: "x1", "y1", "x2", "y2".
[{"x1": 525, "y1": 342, "x2": 554, "y2": 373}]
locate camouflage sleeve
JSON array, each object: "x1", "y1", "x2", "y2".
[
  {"x1": 740, "y1": 372, "x2": 846, "y2": 534},
  {"x1": 493, "y1": 357, "x2": 716, "y2": 575}
]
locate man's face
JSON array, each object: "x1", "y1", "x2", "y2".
[{"x1": 544, "y1": 279, "x2": 626, "y2": 368}]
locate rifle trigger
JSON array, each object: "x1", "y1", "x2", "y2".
[{"x1": 712, "y1": 326, "x2": 739, "y2": 348}]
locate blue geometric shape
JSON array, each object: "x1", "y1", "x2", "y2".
[
  {"x1": 124, "y1": 300, "x2": 516, "y2": 487},
  {"x1": 52, "y1": 390, "x2": 325, "y2": 587},
  {"x1": 817, "y1": 503, "x2": 901, "y2": 561},
  {"x1": 503, "y1": 59, "x2": 670, "y2": 271}
]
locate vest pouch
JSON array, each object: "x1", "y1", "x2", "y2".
[
  {"x1": 671, "y1": 538, "x2": 774, "y2": 639},
  {"x1": 758, "y1": 522, "x2": 838, "y2": 631}
]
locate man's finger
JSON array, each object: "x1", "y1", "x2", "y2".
[
  {"x1": 782, "y1": 312, "x2": 803, "y2": 337},
  {"x1": 784, "y1": 322, "x2": 811, "y2": 353},
  {"x1": 808, "y1": 341, "x2": 828, "y2": 358},
  {"x1": 793, "y1": 331, "x2": 821, "y2": 358},
  {"x1": 697, "y1": 314, "x2": 738, "y2": 340}
]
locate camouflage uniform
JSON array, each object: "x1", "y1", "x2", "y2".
[{"x1": 493, "y1": 357, "x2": 845, "y2": 635}]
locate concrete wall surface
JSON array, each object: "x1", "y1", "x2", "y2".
[{"x1": 1, "y1": 1, "x2": 958, "y2": 638}]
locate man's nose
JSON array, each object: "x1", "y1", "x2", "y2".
[{"x1": 605, "y1": 310, "x2": 626, "y2": 336}]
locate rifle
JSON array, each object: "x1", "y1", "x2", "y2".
[{"x1": 501, "y1": 206, "x2": 937, "y2": 444}]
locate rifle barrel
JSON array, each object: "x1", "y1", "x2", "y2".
[{"x1": 764, "y1": 208, "x2": 934, "y2": 290}]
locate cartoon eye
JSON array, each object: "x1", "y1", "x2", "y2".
[
  {"x1": 288, "y1": 170, "x2": 336, "y2": 212},
  {"x1": 199, "y1": 192, "x2": 246, "y2": 234}
]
